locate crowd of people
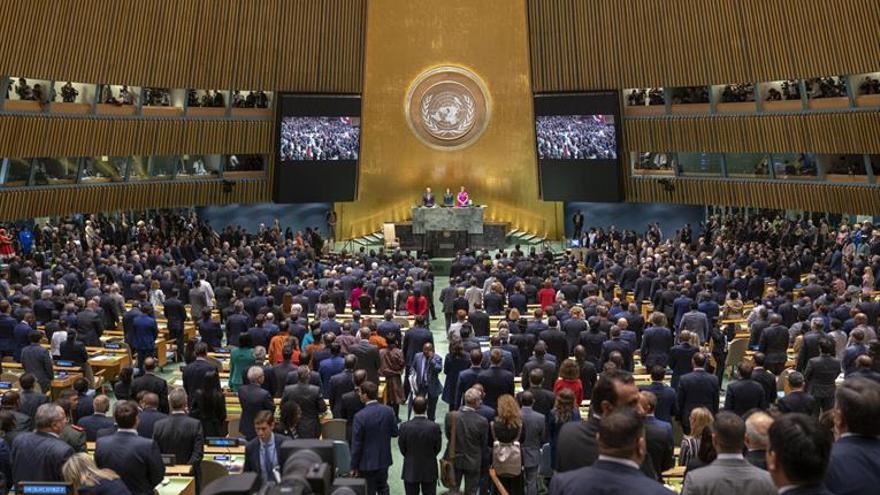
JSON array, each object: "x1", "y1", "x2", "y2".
[
  {"x1": 857, "y1": 76, "x2": 880, "y2": 96},
  {"x1": 720, "y1": 83, "x2": 755, "y2": 103},
  {"x1": 0, "y1": 209, "x2": 878, "y2": 494},
  {"x1": 535, "y1": 115, "x2": 617, "y2": 160},
  {"x1": 626, "y1": 88, "x2": 665, "y2": 107},
  {"x1": 806, "y1": 77, "x2": 848, "y2": 99},
  {"x1": 764, "y1": 80, "x2": 801, "y2": 102},
  {"x1": 670, "y1": 86, "x2": 710, "y2": 105},
  {"x1": 279, "y1": 116, "x2": 361, "y2": 161}
]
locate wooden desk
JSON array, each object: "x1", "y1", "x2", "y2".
[
  {"x1": 157, "y1": 476, "x2": 195, "y2": 495},
  {"x1": 165, "y1": 465, "x2": 194, "y2": 476},
  {"x1": 204, "y1": 445, "x2": 246, "y2": 455},
  {"x1": 88, "y1": 353, "x2": 129, "y2": 382}
]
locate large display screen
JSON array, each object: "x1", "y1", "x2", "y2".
[
  {"x1": 274, "y1": 94, "x2": 361, "y2": 203},
  {"x1": 534, "y1": 92, "x2": 622, "y2": 202}
]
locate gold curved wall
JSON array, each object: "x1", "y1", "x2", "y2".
[
  {"x1": 528, "y1": 0, "x2": 880, "y2": 91},
  {"x1": 2, "y1": 0, "x2": 366, "y2": 91}
]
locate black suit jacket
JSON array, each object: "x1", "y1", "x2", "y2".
[
  {"x1": 340, "y1": 390, "x2": 364, "y2": 444},
  {"x1": 77, "y1": 413, "x2": 115, "y2": 442},
  {"x1": 243, "y1": 433, "x2": 290, "y2": 485},
  {"x1": 95, "y1": 431, "x2": 165, "y2": 495},
  {"x1": 152, "y1": 413, "x2": 205, "y2": 465},
  {"x1": 11, "y1": 431, "x2": 74, "y2": 483},
  {"x1": 676, "y1": 369, "x2": 719, "y2": 424},
  {"x1": 468, "y1": 311, "x2": 490, "y2": 337},
  {"x1": 776, "y1": 390, "x2": 817, "y2": 416},
  {"x1": 759, "y1": 324, "x2": 790, "y2": 365},
  {"x1": 350, "y1": 341, "x2": 381, "y2": 385},
  {"x1": 724, "y1": 378, "x2": 768, "y2": 416},
  {"x1": 398, "y1": 416, "x2": 442, "y2": 483},
  {"x1": 282, "y1": 383, "x2": 326, "y2": 439},
  {"x1": 476, "y1": 366, "x2": 514, "y2": 410},
  {"x1": 804, "y1": 355, "x2": 841, "y2": 399},
  {"x1": 182, "y1": 358, "x2": 220, "y2": 407},
  {"x1": 538, "y1": 329, "x2": 569, "y2": 363},
  {"x1": 328, "y1": 370, "x2": 355, "y2": 418},
  {"x1": 238, "y1": 384, "x2": 275, "y2": 441},
  {"x1": 644, "y1": 417, "x2": 674, "y2": 479},
  {"x1": 130, "y1": 373, "x2": 170, "y2": 414},
  {"x1": 271, "y1": 362, "x2": 296, "y2": 397},
  {"x1": 137, "y1": 408, "x2": 168, "y2": 439},
  {"x1": 19, "y1": 389, "x2": 49, "y2": 419},
  {"x1": 521, "y1": 356, "x2": 557, "y2": 390}
]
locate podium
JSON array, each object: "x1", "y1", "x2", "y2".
[{"x1": 398, "y1": 206, "x2": 506, "y2": 256}]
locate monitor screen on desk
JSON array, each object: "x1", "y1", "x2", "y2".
[
  {"x1": 17, "y1": 483, "x2": 73, "y2": 495},
  {"x1": 206, "y1": 437, "x2": 239, "y2": 447}
]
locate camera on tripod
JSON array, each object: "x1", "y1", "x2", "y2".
[{"x1": 202, "y1": 440, "x2": 366, "y2": 495}]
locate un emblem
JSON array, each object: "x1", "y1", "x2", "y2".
[{"x1": 405, "y1": 66, "x2": 490, "y2": 150}]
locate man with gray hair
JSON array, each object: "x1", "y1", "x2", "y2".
[
  {"x1": 238, "y1": 366, "x2": 274, "y2": 441},
  {"x1": 153, "y1": 387, "x2": 205, "y2": 486},
  {"x1": 444, "y1": 387, "x2": 489, "y2": 495},
  {"x1": 11, "y1": 403, "x2": 74, "y2": 482},
  {"x1": 744, "y1": 411, "x2": 774, "y2": 470}
]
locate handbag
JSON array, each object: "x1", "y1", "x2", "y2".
[
  {"x1": 439, "y1": 411, "x2": 457, "y2": 488},
  {"x1": 491, "y1": 421, "x2": 523, "y2": 477}
]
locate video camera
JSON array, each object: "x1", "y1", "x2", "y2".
[{"x1": 202, "y1": 440, "x2": 366, "y2": 495}]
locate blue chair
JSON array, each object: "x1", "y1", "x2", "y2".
[
  {"x1": 539, "y1": 442, "x2": 553, "y2": 478},
  {"x1": 333, "y1": 440, "x2": 351, "y2": 476}
]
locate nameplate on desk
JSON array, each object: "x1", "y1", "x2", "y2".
[
  {"x1": 104, "y1": 343, "x2": 122, "y2": 349},
  {"x1": 56, "y1": 360, "x2": 74, "y2": 367},
  {"x1": 17, "y1": 482, "x2": 72, "y2": 495},
  {"x1": 0, "y1": 382, "x2": 11, "y2": 389},
  {"x1": 206, "y1": 437, "x2": 239, "y2": 447},
  {"x1": 213, "y1": 348, "x2": 231, "y2": 354},
  {"x1": 212, "y1": 455, "x2": 231, "y2": 461},
  {"x1": 55, "y1": 372, "x2": 68, "y2": 378},
  {"x1": 161, "y1": 454, "x2": 177, "y2": 465}
]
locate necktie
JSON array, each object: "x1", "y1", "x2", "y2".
[{"x1": 262, "y1": 443, "x2": 274, "y2": 482}]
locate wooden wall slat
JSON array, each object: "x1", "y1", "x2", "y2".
[{"x1": 528, "y1": 0, "x2": 880, "y2": 91}]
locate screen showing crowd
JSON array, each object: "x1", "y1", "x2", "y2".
[
  {"x1": 279, "y1": 116, "x2": 360, "y2": 161},
  {"x1": 535, "y1": 114, "x2": 617, "y2": 160}
]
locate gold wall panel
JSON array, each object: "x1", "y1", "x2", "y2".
[
  {"x1": 1, "y1": 0, "x2": 366, "y2": 91},
  {"x1": 0, "y1": 179, "x2": 271, "y2": 222},
  {"x1": 624, "y1": 177, "x2": 880, "y2": 216},
  {"x1": 0, "y1": 116, "x2": 273, "y2": 158},
  {"x1": 623, "y1": 112, "x2": 880, "y2": 154},
  {"x1": 529, "y1": 0, "x2": 880, "y2": 91},
  {"x1": 338, "y1": 0, "x2": 561, "y2": 239}
]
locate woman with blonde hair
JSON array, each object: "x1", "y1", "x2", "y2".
[
  {"x1": 678, "y1": 407, "x2": 714, "y2": 466},
  {"x1": 148, "y1": 279, "x2": 165, "y2": 307},
  {"x1": 492, "y1": 394, "x2": 524, "y2": 494},
  {"x1": 62, "y1": 453, "x2": 131, "y2": 494}
]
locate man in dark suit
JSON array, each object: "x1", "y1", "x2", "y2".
[
  {"x1": 351, "y1": 381, "x2": 399, "y2": 495},
  {"x1": 226, "y1": 302, "x2": 251, "y2": 347},
  {"x1": 759, "y1": 314, "x2": 790, "y2": 375},
  {"x1": 76, "y1": 301, "x2": 103, "y2": 346},
  {"x1": 476, "y1": 348, "x2": 514, "y2": 410},
  {"x1": 271, "y1": 345, "x2": 298, "y2": 397},
  {"x1": 550, "y1": 408, "x2": 673, "y2": 495},
  {"x1": 824, "y1": 378, "x2": 880, "y2": 495},
  {"x1": 329, "y1": 354, "x2": 357, "y2": 417},
  {"x1": 518, "y1": 391, "x2": 546, "y2": 495},
  {"x1": 480, "y1": 336, "x2": 516, "y2": 373},
  {"x1": 136, "y1": 392, "x2": 168, "y2": 439},
  {"x1": 797, "y1": 318, "x2": 826, "y2": 373},
  {"x1": 411, "y1": 342, "x2": 443, "y2": 420},
  {"x1": 676, "y1": 353, "x2": 720, "y2": 434},
  {"x1": 163, "y1": 291, "x2": 187, "y2": 359},
  {"x1": 398, "y1": 395, "x2": 442, "y2": 495},
  {"x1": 95, "y1": 401, "x2": 165, "y2": 495},
  {"x1": 640, "y1": 391, "x2": 674, "y2": 481},
  {"x1": 243, "y1": 411, "x2": 290, "y2": 485},
  {"x1": 238, "y1": 367, "x2": 275, "y2": 441},
  {"x1": 804, "y1": 338, "x2": 842, "y2": 413},
  {"x1": 130, "y1": 357, "x2": 169, "y2": 414},
  {"x1": 668, "y1": 331, "x2": 697, "y2": 389},
  {"x1": 556, "y1": 370, "x2": 654, "y2": 476},
  {"x1": 467, "y1": 302, "x2": 490, "y2": 338},
  {"x1": 10, "y1": 403, "x2": 74, "y2": 483},
  {"x1": 538, "y1": 317, "x2": 568, "y2": 363},
  {"x1": 639, "y1": 366, "x2": 676, "y2": 423},
  {"x1": 2, "y1": 391, "x2": 33, "y2": 444},
  {"x1": 521, "y1": 342, "x2": 557, "y2": 390},
  {"x1": 21, "y1": 331, "x2": 54, "y2": 393},
  {"x1": 750, "y1": 353, "x2": 778, "y2": 405},
  {"x1": 444, "y1": 388, "x2": 489, "y2": 495},
  {"x1": 517, "y1": 368, "x2": 556, "y2": 418},
  {"x1": 153, "y1": 388, "x2": 204, "y2": 486},
  {"x1": 77, "y1": 394, "x2": 115, "y2": 441},
  {"x1": 402, "y1": 315, "x2": 434, "y2": 367},
  {"x1": 601, "y1": 326, "x2": 634, "y2": 371},
  {"x1": 182, "y1": 343, "x2": 219, "y2": 407},
  {"x1": 282, "y1": 365, "x2": 326, "y2": 438},
  {"x1": 351, "y1": 328, "x2": 381, "y2": 385},
  {"x1": 777, "y1": 371, "x2": 817, "y2": 415},
  {"x1": 455, "y1": 349, "x2": 484, "y2": 409},
  {"x1": 341, "y1": 370, "x2": 367, "y2": 444},
  {"x1": 724, "y1": 361, "x2": 768, "y2": 416},
  {"x1": 641, "y1": 315, "x2": 674, "y2": 369},
  {"x1": 767, "y1": 413, "x2": 835, "y2": 495},
  {"x1": 18, "y1": 373, "x2": 49, "y2": 419}
]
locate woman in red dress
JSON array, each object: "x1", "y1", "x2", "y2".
[{"x1": 0, "y1": 229, "x2": 15, "y2": 259}]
